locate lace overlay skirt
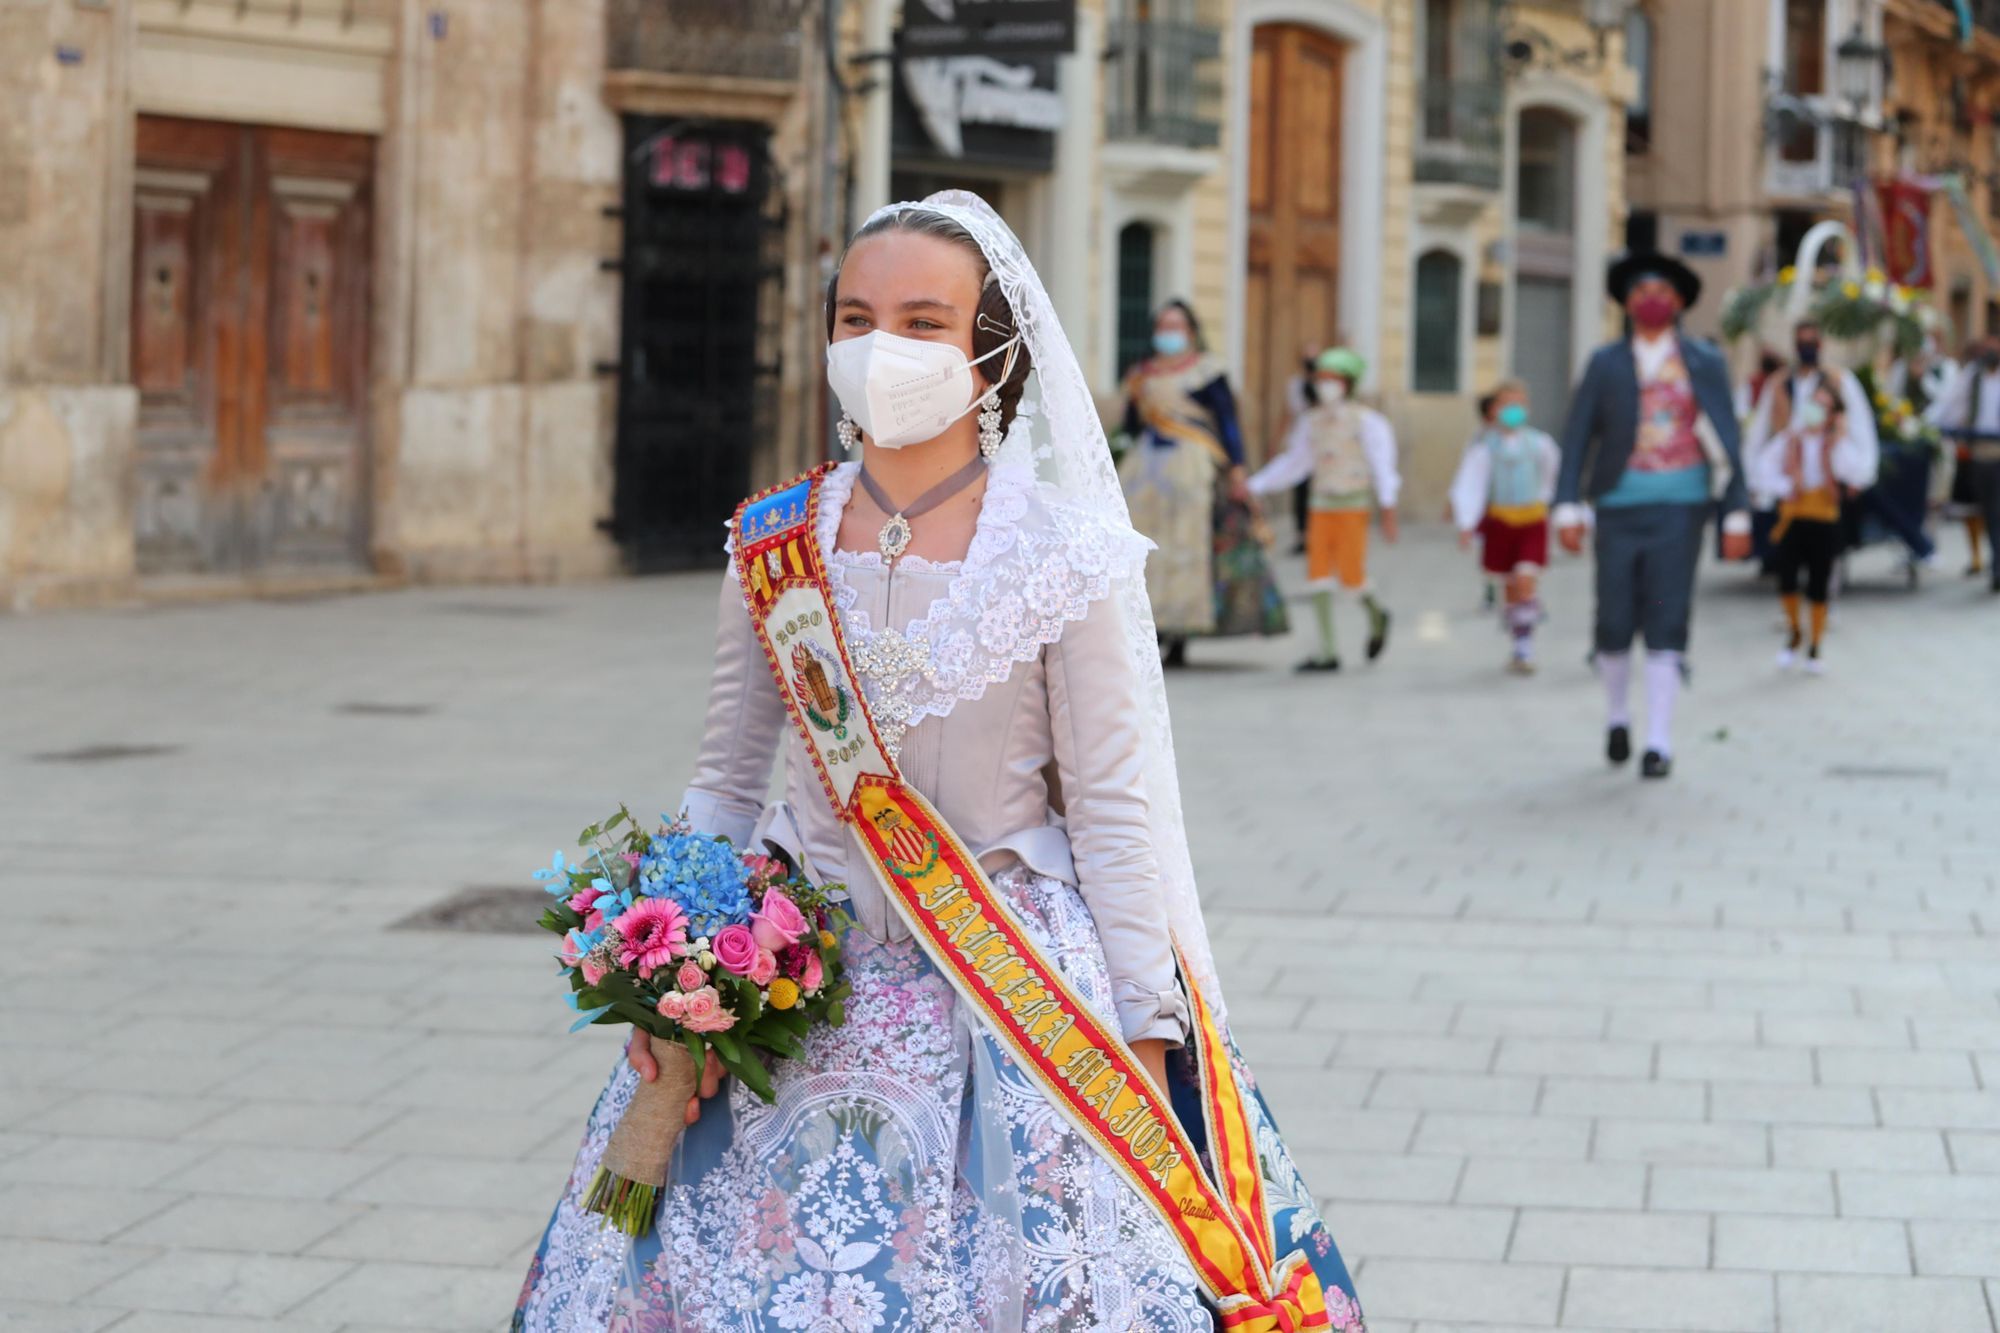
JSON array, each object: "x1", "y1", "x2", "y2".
[{"x1": 513, "y1": 868, "x2": 1364, "y2": 1333}]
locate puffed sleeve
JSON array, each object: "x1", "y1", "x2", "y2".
[
  {"x1": 1448, "y1": 437, "x2": 1492, "y2": 533},
  {"x1": 1246, "y1": 413, "x2": 1314, "y2": 496},
  {"x1": 1189, "y1": 375, "x2": 1247, "y2": 465},
  {"x1": 1045, "y1": 589, "x2": 1188, "y2": 1045},
  {"x1": 677, "y1": 566, "x2": 789, "y2": 846}
]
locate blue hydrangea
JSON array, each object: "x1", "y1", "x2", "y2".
[{"x1": 638, "y1": 832, "x2": 751, "y2": 937}]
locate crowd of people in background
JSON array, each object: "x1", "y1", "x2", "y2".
[{"x1": 1115, "y1": 247, "x2": 1992, "y2": 780}]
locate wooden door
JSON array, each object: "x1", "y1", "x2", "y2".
[
  {"x1": 133, "y1": 116, "x2": 372, "y2": 575},
  {"x1": 1245, "y1": 25, "x2": 1344, "y2": 462}
]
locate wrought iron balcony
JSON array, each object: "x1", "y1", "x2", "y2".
[
  {"x1": 1935, "y1": 0, "x2": 2000, "y2": 37},
  {"x1": 607, "y1": 0, "x2": 808, "y2": 82},
  {"x1": 1416, "y1": 79, "x2": 1505, "y2": 190},
  {"x1": 1104, "y1": 18, "x2": 1223, "y2": 150}
]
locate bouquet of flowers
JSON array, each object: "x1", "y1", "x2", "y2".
[{"x1": 535, "y1": 808, "x2": 850, "y2": 1235}]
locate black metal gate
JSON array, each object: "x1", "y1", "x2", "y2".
[{"x1": 612, "y1": 118, "x2": 787, "y2": 571}]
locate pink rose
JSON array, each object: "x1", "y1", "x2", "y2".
[
  {"x1": 679, "y1": 986, "x2": 736, "y2": 1033},
  {"x1": 712, "y1": 924, "x2": 761, "y2": 976},
  {"x1": 656, "y1": 991, "x2": 687, "y2": 1020},
  {"x1": 747, "y1": 949, "x2": 780, "y2": 986},
  {"x1": 752, "y1": 890, "x2": 808, "y2": 952},
  {"x1": 676, "y1": 960, "x2": 707, "y2": 992},
  {"x1": 799, "y1": 951, "x2": 825, "y2": 994},
  {"x1": 580, "y1": 958, "x2": 607, "y2": 986}
]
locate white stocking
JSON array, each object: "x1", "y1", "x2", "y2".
[
  {"x1": 1645, "y1": 650, "x2": 1682, "y2": 756},
  {"x1": 1599, "y1": 651, "x2": 1632, "y2": 729}
]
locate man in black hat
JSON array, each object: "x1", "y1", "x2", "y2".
[{"x1": 1554, "y1": 253, "x2": 1751, "y2": 780}]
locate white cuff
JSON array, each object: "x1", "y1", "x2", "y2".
[
  {"x1": 1552, "y1": 502, "x2": 1589, "y2": 530},
  {"x1": 1721, "y1": 511, "x2": 1752, "y2": 536},
  {"x1": 1115, "y1": 982, "x2": 1191, "y2": 1047}
]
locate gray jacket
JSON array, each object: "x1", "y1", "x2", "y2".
[{"x1": 1556, "y1": 335, "x2": 1748, "y2": 512}]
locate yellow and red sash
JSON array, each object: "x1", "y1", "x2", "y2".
[{"x1": 732, "y1": 466, "x2": 1330, "y2": 1332}]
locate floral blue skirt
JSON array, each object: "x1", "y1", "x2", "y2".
[{"x1": 514, "y1": 868, "x2": 1364, "y2": 1332}]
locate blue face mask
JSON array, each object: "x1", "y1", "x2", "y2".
[
  {"x1": 1153, "y1": 329, "x2": 1189, "y2": 357},
  {"x1": 1497, "y1": 403, "x2": 1529, "y2": 430}
]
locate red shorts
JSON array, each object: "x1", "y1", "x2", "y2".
[{"x1": 1479, "y1": 515, "x2": 1549, "y2": 575}]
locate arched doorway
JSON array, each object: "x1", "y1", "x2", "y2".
[
  {"x1": 1242, "y1": 23, "x2": 1346, "y2": 458},
  {"x1": 1512, "y1": 105, "x2": 1579, "y2": 433}
]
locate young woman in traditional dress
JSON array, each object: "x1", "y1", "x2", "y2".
[
  {"x1": 1118, "y1": 302, "x2": 1287, "y2": 667},
  {"x1": 514, "y1": 193, "x2": 1363, "y2": 1332}
]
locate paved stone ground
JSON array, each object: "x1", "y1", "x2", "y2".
[{"x1": 2, "y1": 520, "x2": 1997, "y2": 1333}]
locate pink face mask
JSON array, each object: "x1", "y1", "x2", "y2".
[{"x1": 1629, "y1": 294, "x2": 1679, "y2": 328}]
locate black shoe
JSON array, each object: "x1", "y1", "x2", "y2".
[
  {"x1": 1366, "y1": 610, "x2": 1392, "y2": 661},
  {"x1": 1990, "y1": 575, "x2": 2000, "y2": 595},
  {"x1": 1295, "y1": 656, "x2": 1341, "y2": 673},
  {"x1": 1641, "y1": 750, "x2": 1672, "y2": 780},
  {"x1": 1607, "y1": 726, "x2": 1631, "y2": 766},
  {"x1": 1162, "y1": 638, "x2": 1188, "y2": 669}
]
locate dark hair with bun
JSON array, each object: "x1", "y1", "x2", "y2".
[{"x1": 824, "y1": 207, "x2": 1035, "y2": 433}]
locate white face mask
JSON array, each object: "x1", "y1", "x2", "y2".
[
  {"x1": 826, "y1": 329, "x2": 1021, "y2": 450},
  {"x1": 1316, "y1": 378, "x2": 1347, "y2": 403}
]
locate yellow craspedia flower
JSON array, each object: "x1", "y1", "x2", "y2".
[
  {"x1": 1843, "y1": 281, "x2": 1861, "y2": 298},
  {"x1": 1874, "y1": 392, "x2": 1890, "y2": 406},
  {"x1": 1778, "y1": 266, "x2": 1797, "y2": 284},
  {"x1": 1866, "y1": 267, "x2": 1886, "y2": 284},
  {"x1": 768, "y1": 978, "x2": 800, "y2": 1010},
  {"x1": 819, "y1": 929, "x2": 837, "y2": 948}
]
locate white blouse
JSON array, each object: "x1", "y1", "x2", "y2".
[{"x1": 678, "y1": 462, "x2": 1187, "y2": 1044}]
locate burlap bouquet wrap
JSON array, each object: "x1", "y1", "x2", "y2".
[{"x1": 584, "y1": 1041, "x2": 701, "y2": 1235}]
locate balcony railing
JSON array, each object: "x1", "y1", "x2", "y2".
[
  {"x1": 1765, "y1": 105, "x2": 1871, "y2": 199},
  {"x1": 607, "y1": 0, "x2": 808, "y2": 82},
  {"x1": 1416, "y1": 79, "x2": 1505, "y2": 190},
  {"x1": 1104, "y1": 19, "x2": 1223, "y2": 150}
]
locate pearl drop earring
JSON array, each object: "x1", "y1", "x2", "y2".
[
  {"x1": 837, "y1": 412, "x2": 860, "y2": 453},
  {"x1": 978, "y1": 399, "x2": 1004, "y2": 459}
]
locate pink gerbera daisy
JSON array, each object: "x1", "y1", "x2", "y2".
[{"x1": 612, "y1": 898, "x2": 690, "y2": 979}]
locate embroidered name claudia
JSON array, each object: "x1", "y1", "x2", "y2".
[{"x1": 912, "y1": 870, "x2": 1186, "y2": 1187}]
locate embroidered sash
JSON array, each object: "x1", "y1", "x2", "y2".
[{"x1": 732, "y1": 466, "x2": 1330, "y2": 1333}]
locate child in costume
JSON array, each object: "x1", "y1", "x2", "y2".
[
  {"x1": 1248, "y1": 347, "x2": 1400, "y2": 672},
  {"x1": 1450, "y1": 380, "x2": 1560, "y2": 674},
  {"x1": 1749, "y1": 379, "x2": 1878, "y2": 673}
]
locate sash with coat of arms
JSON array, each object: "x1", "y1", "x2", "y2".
[{"x1": 729, "y1": 465, "x2": 1335, "y2": 1333}]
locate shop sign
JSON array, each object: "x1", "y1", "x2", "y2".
[{"x1": 900, "y1": 0, "x2": 1076, "y2": 57}]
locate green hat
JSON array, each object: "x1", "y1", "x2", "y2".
[{"x1": 1315, "y1": 347, "x2": 1366, "y2": 380}]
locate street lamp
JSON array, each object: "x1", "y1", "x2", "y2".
[
  {"x1": 1834, "y1": 22, "x2": 1887, "y2": 121},
  {"x1": 1502, "y1": 0, "x2": 1637, "y2": 76}
]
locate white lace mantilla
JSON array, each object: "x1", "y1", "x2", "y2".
[{"x1": 817, "y1": 461, "x2": 1151, "y2": 758}]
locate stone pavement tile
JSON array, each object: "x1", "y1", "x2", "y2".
[
  {"x1": 115, "y1": 1196, "x2": 368, "y2": 1254},
  {"x1": 1709, "y1": 982, "x2": 1857, "y2": 1016},
  {"x1": 1910, "y1": 1220, "x2": 2000, "y2": 1277},
  {"x1": 1775, "y1": 1273, "x2": 1993, "y2": 1333},
  {"x1": 1949, "y1": 1132, "x2": 2000, "y2": 1173},
  {"x1": 1709, "y1": 1083, "x2": 1878, "y2": 1127},
  {"x1": 1606, "y1": 1008, "x2": 1755, "y2": 1044},
  {"x1": 1759, "y1": 1014, "x2": 1912, "y2": 1049},
  {"x1": 1251, "y1": 1064, "x2": 1375, "y2": 1114},
  {"x1": 1345, "y1": 1258, "x2": 1563, "y2": 1326},
  {"x1": 84, "y1": 1248, "x2": 352, "y2": 1318},
  {"x1": 1458, "y1": 1159, "x2": 1645, "y2": 1210},
  {"x1": 349, "y1": 1108, "x2": 580, "y2": 1161},
  {"x1": 1912, "y1": 1017, "x2": 2000, "y2": 1051},
  {"x1": 178, "y1": 1101, "x2": 404, "y2": 1152},
  {"x1": 0, "y1": 1138, "x2": 215, "y2": 1192},
  {"x1": 1412, "y1": 1112, "x2": 1590, "y2": 1161},
  {"x1": 1560, "y1": 1267, "x2": 1775, "y2": 1331},
  {"x1": 1879, "y1": 1089, "x2": 2000, "y2": 1131},
  {"x1": 1334, "y1": 1035, "x2": 1497, "y2": 1074},
  {"x1": 0, "y1": 1185, "x2": 179, "y2": 1244},
  {"x1": 1857, "y1": 987, "x2": 2000, "y2": 1019},
  {"x1": 1650, "y1": 1167, "x2": 1835, "y2": 1216},
  {"x1": 0, "y1": 1089, "x2": 66, "y2": 1131},
  {"x1": 1837, "y1": 1169, "x2": 2000, "y2": 1222},
  {"x1": 1507, "y1": 1208, "x2": 1708, "y2": 1268},
  {"x1": 1593, "y1": 1119, "x2": 1769, "y2": 1168},
  {"x1": 1493, "y1": 1038, "x2": 1651, "y2": 1080},
  {"x1": 372, "y1": 1067, "x2": 584, "y2": 1115},
  {"x1": 0, "y1": 1302, "x2": 126, "y2": 1333},
  {"x1": 1655, "y1": 1044, "x2": 1811, "y2": 1085},
  {"x1": 1323, "y1": 1202, "x2": 1514, "y2": 1261},
  {"x1": 1771, "y1": 1125, "x2": 1948, "y2": 1172},
  {"x1": 1271, "y1": 1109, "x2": 1418, "y2": 1154},
  {"x1": 1817, "y1": 1048, "x2": 1979, "y2": 1089},
  {"x1": 285, "y1": 1259, "x2": 529, "y2": 1328},
  {"x1": 88, "y1": 1314, "x2": 344, "y2": 1333},
  {"x1": 1540, "y1": 1078, "x2": 1705, "y2": 1122},
  {"x1": 1369, "y1": 1073, "x2": 1539, "y2": 1115},
  {"x1": 1454, "y1": 1004, "x2": 1609, "y2": 1039},
  {"x1": 207, "y1": 1059, "x2": 416, "y2": 1106},
  {"x1": 337, "y1": 1156, "x2": 570, "y2": 1215},
  {"x1": 1295, "y1": 1151, "x2": 1463, "y2": 1205},
  {"x1": 307, "y1": 1205, "x2": 545, "y2": 1267},
  {"x1": 1305, "y1": 1000, "x2": 1459, "y2": 1036},
  {"x1": 0, "y1": 1238, "x2": 154, "y2": 1303},
  {"x1": 152, "y1": 1146, "x2": 391, "y2": 1203},
  {"x1": 1711, "y1": 1215, "x2": 1909, "y2": 1275}
]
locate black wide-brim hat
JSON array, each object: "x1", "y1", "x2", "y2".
[{"x1": 1606, "y1": 251, "x2": 1702, "y2": 310}]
